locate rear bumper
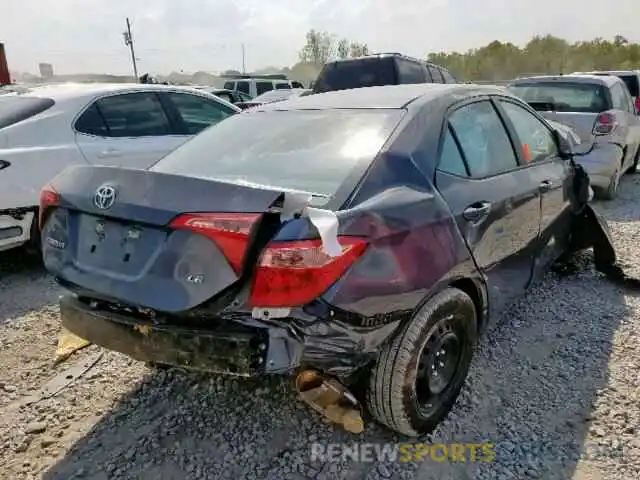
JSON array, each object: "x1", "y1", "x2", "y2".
[
  {"x1": 59, "y1": 295, "x2": 305, "y2": 377},
  {"x1": 0, "y1": 211, "x2": 34, "y2": 252}
]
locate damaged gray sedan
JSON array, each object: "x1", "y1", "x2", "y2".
[
  {"x1": 508, "y1": 74, "x2": 640, "y2": 199},
  {"x1": 40, "y1": 84, "x2": 602, "y2": 437}
]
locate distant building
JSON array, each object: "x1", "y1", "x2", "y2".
[{"x1": 39, "y1": 63, "x2": 54, "y2": 79}]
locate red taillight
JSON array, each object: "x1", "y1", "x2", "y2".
[
  {"x1": 635, "y1": 97, "x2": 640, "y2": 113},
  {"x1": 593, "y1": 112, "x2": 617, "y2": 135},
  {"x1": 38, "y1": 184, "x2": 60, "y2": 229},
  {"x1": 169, "y1": 213, "x2": 260, "y2": 273},
  {"x1": 249, "y1": 237, "x2": 368, "y2": 307}
]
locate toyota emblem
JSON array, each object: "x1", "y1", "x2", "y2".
[{"x1": 94, "y1": 185, "x2": 116, "y2": 210}]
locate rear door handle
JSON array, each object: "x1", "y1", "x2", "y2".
[
  {"x1": 539, "y1": 180, "x2": 553, "y2": 192},
  {"x1": 463, "y1": 201, "x2": 492, "y2": 222}
]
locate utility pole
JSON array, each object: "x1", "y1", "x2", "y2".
[
  {"x1": 241, "y1": 43, "x2": 246, "y2": 74},
  {"x1": 123, "y1": 18, "x2": 139, "y2": 81}
]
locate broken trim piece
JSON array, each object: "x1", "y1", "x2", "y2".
[{"x1": 280, "y1": 192, "x2": 342, "y2": 257}]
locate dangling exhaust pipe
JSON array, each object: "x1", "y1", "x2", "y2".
[{"x1": 295, "y1": 369, "x2": 364, "y2": 434}]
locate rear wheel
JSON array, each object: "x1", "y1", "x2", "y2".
[
  {"x1": 24, "y1": 210, "x2": 42, "y2": 259},
  {"x1": 366, "y1": 288, "x2": 477, "y2": 437}
]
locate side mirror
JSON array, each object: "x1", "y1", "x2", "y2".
[{"x1": 552, "y1": 128, "x2": 574, "y2": 160}]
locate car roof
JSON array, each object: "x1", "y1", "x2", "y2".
[
  {"x1": 573, "y1": 70, "x2": 640, "y2": 76},
  {"x1": 321, "y1": 52, "x2": 443, "y2": 68},
  {"x1": 509, "y1": 74, "x2": 621, "y2": 87},
  {"x1": 9, "y1": 82, "x2": 208, "y2": 101},
  {"x1": 255, "y1": 83, "x2": 508, "y2": 112}
]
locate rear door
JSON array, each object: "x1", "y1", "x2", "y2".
[
  {"x1": 494, "y1": 97, "x2": 573, "y2": 277},
  {"x1": 434, "y1": 99, "x2": 542, "y2": 316},
  {"x1": 74, "y1": 92, "x2": 183, "y2": 169}
]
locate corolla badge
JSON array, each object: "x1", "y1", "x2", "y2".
[{"x1": 94, "y1": 185, "x2": 116, "y2": 210}]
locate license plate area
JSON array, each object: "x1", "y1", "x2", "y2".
[{"x1": 74, "y1": 214, "x2": 165, "y2": 274}]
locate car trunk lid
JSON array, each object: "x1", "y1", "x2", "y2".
[
  {"x1": 534, "y1": 110, "x2": 599, "y2": 144},
  {"x1": 41, "y1": 165, "x2": 284, "y2": 312}
]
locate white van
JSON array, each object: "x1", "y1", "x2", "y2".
[{"x1": 222, "y1": 78, "x2": 305, "y2": 98}]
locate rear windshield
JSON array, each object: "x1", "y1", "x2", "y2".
[
  {"x1": 618, "y1": 74, "x2": 639, "y2": 97},
  {"x1": 151, "y1": 109, "x2": 404, "y2": 197},
  {"x1": 508, "y1": 82, "x2": 612, "y2": 113},
  {"x1": 0, "y1": 96, "x2": 55, "y2": 129},
  {"x1": 313, "y1": 58, "x2": 396, "y2": 94}
]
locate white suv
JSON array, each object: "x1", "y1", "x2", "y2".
[{"x1": 222, "y1": 78, "x2": 305, "y2": 98}]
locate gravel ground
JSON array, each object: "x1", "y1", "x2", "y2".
[{"x1": 0, "y1": 177, "x2": 639, "y2": 480}]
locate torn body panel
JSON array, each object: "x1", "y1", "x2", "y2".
[{"x1": 50, "y1": 156, "x2": 483, "y2": 382}]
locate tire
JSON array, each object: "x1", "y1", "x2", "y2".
[
  {"x1": 23, "y1": 210, "x2": 42, "y2": 259},
  {"x1": 366, "y1": 288, "x2": 477, "y2": 437}
]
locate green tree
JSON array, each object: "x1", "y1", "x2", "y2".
[
  {"x1": 298, "y1": 30, "x2": 370, "y2": 65},
  {"x1": 426, "y1": 35, "x2": 640, "y2": 81},
  {"x1": 337, "y1": 38, "x2": 350, "y2": 60},
  {"x1": 298, "y1": 30, "x2": 337, "y2": 66}
]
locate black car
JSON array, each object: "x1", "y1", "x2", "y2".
[
  {"x1": 42, "y1": 83, "x2": 585, "y2": 437},
  {"x1": 312, "y1": 53, "x2": 457, "y2": 94}
]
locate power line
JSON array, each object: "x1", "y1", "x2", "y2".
[
  {"x1": 123, "y1": 17, "x2": 139, "y2": 81},
  {"x1": 242, "y1": 43, "x2": 246, "y2": 74}
]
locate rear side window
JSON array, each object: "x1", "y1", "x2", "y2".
[
  {"x1": 313, "y1": 57, "x2": 397, "y2": 93},
  {"x1": 165, "y1": 93, "x2": 234, "y2": 134},
  {"x1": 396, "y1": 59, "x2": 426, "y2": 84},
  {"x1": 428, "y1": 66, "x2": 444, "y2": 83},
  {"x1": 291, "y1": 81, "x2": 304, "y2": 88},
  {"x1": 236, "y1": 81, "x2": 250, "y2": 94},
  {"x1": 618, "y1": 74, "x2": 639, "y2": 97},
  {"x1": 438, "y1": 126, "x2": 468, "y2": 176},
  {"x1": 275, "y1": 83, "x2": 291, "y2": 90},
  {"x1": 151, "y1": 109, "x2": 404, "y2": 196},
  {"x1": 449, "y1": 101, "x2": 518, "y2": 177},
  {"x1": 441, "y1": 69, "x2": 456, "y2": 84},
  {"x1": 610, "y1": 83, "x2": 630, "y2": 112},
  {"x1": 223, "y1": 81, "x2": 235, "y2": 90},
  {"x1": 256, "y1": 81, "x2": 273, "y2": 95},
  {"x1": 74, "y1": 103, "x2": 109, "y2": 136},
  {"x1": 509, "y1": 82, "x2": 612, "y2": 113},
  {"x1": 498, "y1": 100, "x2": 558, "y2": 163},
  {"x1": 215, "y1": 92, "x2": 234, "y2": 103},
  {"x1": 93, "y1": 92, "x2": 171, "y2": 137},
  {"x1": 0, "y1": 96, "x2": 55, "y2": 129}
]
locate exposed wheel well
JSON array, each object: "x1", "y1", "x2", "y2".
[{"x1": 449, "y1": 277, "x2": 485, "y2": 331}]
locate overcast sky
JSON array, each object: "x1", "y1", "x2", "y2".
[{"x1": 2, "y1": 0, "x2": 639, "y2": 75}]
